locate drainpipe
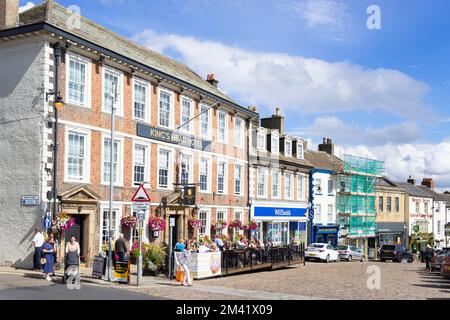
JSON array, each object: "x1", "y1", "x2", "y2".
[
  {"x1": 52, "y1": 42, "x2": 62, "y2": 221},
  {"x1": 246, "y1": 118, "x2": 251, "y2": 241}
]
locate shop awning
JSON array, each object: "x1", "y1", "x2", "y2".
[{"x1": 376, "y1": 222, "x2": 405, "y2": 233}]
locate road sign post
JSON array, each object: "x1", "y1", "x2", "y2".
[
  {"x1": 168, "y1": 217, "x2": 175, "y2": 280},
  {"x1": 131, "y1": 184, "x2": 151, "y2": 287}
]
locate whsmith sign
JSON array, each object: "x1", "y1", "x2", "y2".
[
  {"x1": 254, "y1": 206, "x2": 307, "y2": 218},
  {"x1": 137, "y1": 123, "x2": 211, "y2": 151}
]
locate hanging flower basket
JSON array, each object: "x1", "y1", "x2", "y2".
[
  {"x1": 51, "y1": 213, "x2": 75, "y2": 234},
  {"x1": 149, "y1": 216, "x2": 166, "y2": 231},
  {"x1": 188, "y1": 218, "x2": 202, "y2": 229},
  {"x1": 121, "y1": 215, "x2": 137, "y2": 228},
  {"x1": 228, "y1": 219, "x2": 242, "y2": 229},
  {"x1": 211, "y1": 220, "x2": 227, "y2": 231},
  {"x1": 247, "y1": 220, "x2": 259, "y2": 231}
]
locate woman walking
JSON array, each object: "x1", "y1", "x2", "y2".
[
  {"x1": 180, "y1": 243, "x2": 193, "y2": 287},
  {"x1": 42, "y1": 237, "x2": 55, "y2": 281}
]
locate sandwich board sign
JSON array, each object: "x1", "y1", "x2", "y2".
[{"x1": 131, "y1": 184, "x2": 151, "y2": 211}]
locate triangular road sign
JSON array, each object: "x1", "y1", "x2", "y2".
[{"x1": 131, "y1": 184, "x2": 151, "y2": 202}]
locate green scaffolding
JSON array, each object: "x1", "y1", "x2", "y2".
[{"x1": 337, "y1": 154, "x2": 384, "y2": 239}]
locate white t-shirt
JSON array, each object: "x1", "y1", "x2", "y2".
[{"x1": 33, "y1": 232, "x2": 45, "y2": 247}]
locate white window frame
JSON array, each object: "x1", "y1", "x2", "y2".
[
  {"x1": 233, "y1": 210, "x2": 244, "y2": 235},
  {"x1": 271, "y1": 132, "x2": 280, "y2": 155},
  {"x1": 328, "y1": 205, "x2": 333, "y2": 223},
  {"x1": 199, "y1": 103, "x2": 212, "y2": 140},
  {"x1": 284, "y1": 172, "x2": 293, "y2": 200},
  {"x1": 216, "y1": 159, "x2": 228, "y2": 195},
  {"x1": 99, "y1": 206, "x2": 121, "y2": 251},
  {"x1": 157, "y1": 87, "x2": 175, "y2": 129},
  {"x1": 215, "y1": 209, "x2": 228, "y2": 236},
  {"x1": 315, "y1": 204, "x2": 322, "y2": 223},
  {"x1": 66, "y1": 52, "x2": 92, "y2": 108},
  {"x1": 102, "y1": 65, "x2": 124, "y2": 117},
  {"x1": 132, "y1": 141, "x2": 150, "y2": 188},
  {"x1": 234, "y1": 163, "x2": 244, "y2": 196},
  {"x1": 328, "y1": 179, "x2": 334, "y2": 195},
  {"x1": 234, "y1": 116, "x2": 245, "y2": 149},
  {"x1": 217, "y1": 109, "x2": 228, "y2": 144},
  {"x1": 297, "y1": 141, "x2": 304, "y2": 159},
  {"x1": 101, "y1": 135, "x2": 124, "y2": 186},
  {"x1": 297, "y1": 174, "x2": 305, "y2": 201},
  {"x1": 179, "y1": 151, "x2": 194, "y2": 185},
  {"x1": 199, "y1": 156, "x2": 212, "y2": 193},
  {"x1": 285, "y1": 139, "x2": 292, "y2": 157},
  {"x1": 198, "y1": 208, "x2": 211, "y2": 237},
  {"x1": 132, "y1": 77, "x2": 151, "y2": 123},
  {"x1": 64, "y1": 127, "x2": 91, "y2": 183},
  {"x1": 271, "y1": 169, "x2": 281, "y2": 199},
  {"x1": 157, "y1": 146, "x2": 174, "y2": 190},
  {"x1": 257, "y1": 167, "x2": 268, "y2": 198},
  {"x1": 180, "y1": 95, "x2": 194, "y2": 134},
  {"x1": 257, "y1": 131, "x2": 266, "y2": 152}
]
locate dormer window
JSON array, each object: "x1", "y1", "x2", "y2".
[
  {"x1": 285, "y1": 139, "x2": 292, "y2": 157},
  {"x1": 297, "y1": 142, "x2": 304, "y2": 160},
  {"x1": 257, "y1": 131, "x2": 266, "y2": 152},
  {"x1": 271, "y1": 133, "x2": 279, "y2": 155}
]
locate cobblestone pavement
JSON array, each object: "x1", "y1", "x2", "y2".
[{"x1": 2, "y1": 261, "x2": 449, "y2": 300}]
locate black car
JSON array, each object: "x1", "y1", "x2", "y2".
[{"x1": 379, "y1": 244, "x2": 410, "y2": 262}]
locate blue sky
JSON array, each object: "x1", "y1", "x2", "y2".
[{"x1": 20, "y1": 0, "x2": 450, "y2": 188}]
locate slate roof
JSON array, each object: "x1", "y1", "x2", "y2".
[
  {"x1": 16, "y1": 1, "x2": 255, "y2": 117},
  {"x1": 396, "y1": 182, "x2": 439, "y2": 199},
  {"x1": 304, "y1": 150, "x2": 344, "y2": 173}
]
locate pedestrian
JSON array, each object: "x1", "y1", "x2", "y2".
[
  {"x1": 41, "y1": 236, "x2": 55, "y2": 281},
  {"x1": 28, "y1": 228, "x2": 45, "y2": 272},
  {"x1": 180, "y1": 243, "x2": 193, "y2": 287},
  {"x1": 65, "y1": 235, "x2": 81, "y2": 267},
  {"x1": 425, "y1": 244, "x2": 434, "y2": 272},
  {"x1": 48, "y1": 233, "x2": 57, "y2": 276},
  {"x1": 174, "y1": 239, "x2": 186, "y2": 252},
  {"x1": 114, "y1": 233, "x2": 128, "y2": 262}
]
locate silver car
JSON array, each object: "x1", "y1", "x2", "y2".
[{"x1": 337, "y1": 245, "x2": 365, "y2": 262}]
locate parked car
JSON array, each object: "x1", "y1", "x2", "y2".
[
  {"x1": 430, "y1": 248, "x2": 450, "y2": 271},
  {"x1": 337, "y1": 245, "x2": 365, "y2": 262},
  {"x1": 305, "y1": 243, "x2": 340, "y2": 263},
  {"x1": 379, "y1": 244, "x2": 409, "y2": 262},
  {"x1": 441, "y1": 252, "x2": 450, "y2": 279}
]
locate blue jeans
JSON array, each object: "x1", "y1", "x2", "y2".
[
  {"x1": 118, "y1": 252, "x2": 126, "y2": 262},
  {"x1": 34, "y1": 247, "x2": 43, "y2": 270}
]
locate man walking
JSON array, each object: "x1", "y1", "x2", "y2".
[
  {"x1": 114, "y1": 233, "x2": 128, "y2": 262},
  {"x1": 29, "y1": 228, "x2": 45, "y2": 271}
]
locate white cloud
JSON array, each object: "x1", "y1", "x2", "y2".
[
  {"x1": 19, "y1": 2, "x2": 35, "y2": 13},
  {"x1": 132, "y1": 29, "x2": 432, "y2": 120},
  {"x1": 294, "y1": 116, "x2": 421, "y2": 146},
  {"x1": 343, "y1": 142, "x2": 450, "y2": 189}
]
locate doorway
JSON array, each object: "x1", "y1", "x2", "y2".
[
  {"x1": 65, "y1": 215, "x2": 85, "y2": 255},
  {"x1": 169, "y1": 215, "x2": 181, "y2": 247}
]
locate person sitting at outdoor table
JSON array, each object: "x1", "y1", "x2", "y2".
[
  {"x1": 214, "y1": 236, "x2": 225, "y2": 250},
  {"x1": 236, "y1": 236, "x2": 247, "y2": 250}
]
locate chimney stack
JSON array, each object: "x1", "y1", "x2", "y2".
[
  {"x1": 260, "y1": 107, "x2": 285, "y2": 134},
  {"x1": 206, "y1": 73, "x2": 219, "y2": 88},
  {"x1": 318, "y1": 137, "x2": 334, "y2": 155},
  {"x1": 407, "y1": 176, "x2": 415, "y2": 185},
  {"x1": 421, "y1": 178, "x2": 435, "y2": 191},
  {"x1": 0, "y1": 0, "x2": 19, "y2": 30}
]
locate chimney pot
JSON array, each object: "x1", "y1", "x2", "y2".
[
  {"x1": 206, "y1": 73, "x2": 219, "y2": 88},
  {"x1": 407, "y1": 176, "x2": 416, "y2": 185},
  {"x1": 0, "y1": 0, "x2": 19, "y2": 30},
  {"x1": 421, "y1": 178, "x2": 435, "y2": 191}
]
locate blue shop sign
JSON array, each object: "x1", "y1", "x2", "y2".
[{"x1": 254, "y1": 206, "x2": 307, "y2": 218}]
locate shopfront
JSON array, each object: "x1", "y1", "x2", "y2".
[
  {"x1": 312, "y1": 225, "x2": 339, "y2": 247},
  {"x1": 376, "y1": 222, "x2": 406, "y2": 246},
  {"x1": 252, "y1": 204, "x2": 308, "y2": 246}
]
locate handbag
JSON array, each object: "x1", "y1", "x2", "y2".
[
  {"x1": 40, "y1": 257, "x2": 47, "y2": 265},
  {"x1": 175, "y1": 267, "x2": 184, "y2": 282}
]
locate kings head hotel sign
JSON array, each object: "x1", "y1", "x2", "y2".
[{"x1": 137, "y1": 123, "x2": 212, "y2": 151}]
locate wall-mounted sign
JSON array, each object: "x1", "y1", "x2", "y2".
[
  {"x1": 413, "y1": 225, "x2": 420, "y2": 233},
  {"x1": 254, "y1": 206, "x2": 307, "y2": 218},
  {"x1": 21, "y1": 196, "x2": 40, "y2": 206},
  {"x1": 137, "y1": 123, "x2": 212, "y2": 151},
  {"x1": 183, "y1": 187, "x2": 196, "y2": 206}
]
